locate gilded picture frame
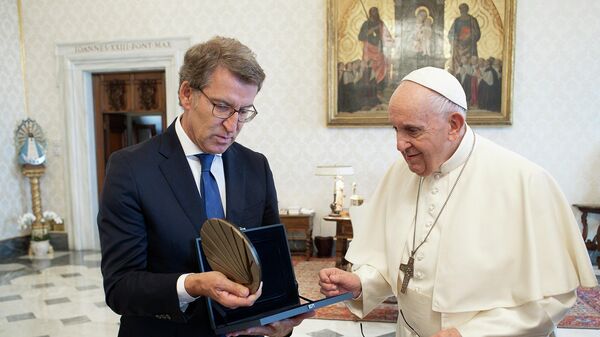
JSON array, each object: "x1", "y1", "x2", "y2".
[{"x1": 327, "y1": 0, "x2": 516, "y2": 126}]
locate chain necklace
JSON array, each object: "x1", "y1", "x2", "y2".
[{"x1": 399, "y1": 131, "x2": 477, "y2": 294}]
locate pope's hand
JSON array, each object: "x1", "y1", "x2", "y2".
[
  {"x1": 430, "y1": 328, "x2": 461, "y2": 337},
  {"x1": 319, "y1": 268, "x2": 362, "y2": 299},
  {"x1": 184, "y1": 272, "x2": 262, "y2": 309}
]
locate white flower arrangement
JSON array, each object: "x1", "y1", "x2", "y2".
[
  {"x1": 17, "y1": 212, "x2": 36, "y2": 231},
  {"x1": 17, "y1": 211, "x2": 63, "y2": 241},
  {"x1": 42, "y1": 211, "x2": 63, "y2": 226}
]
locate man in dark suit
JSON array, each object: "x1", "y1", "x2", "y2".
[{"x1": 98, "y1": 36, "x2": 310, "y2": 337}]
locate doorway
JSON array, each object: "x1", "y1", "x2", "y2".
[{"x1": 92, "y1": 71, "x2": 167, "y2": 194}]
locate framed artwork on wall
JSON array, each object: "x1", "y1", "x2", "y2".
[{"x1": 327, "y1": 0, "x2": 516, "y2": 126}]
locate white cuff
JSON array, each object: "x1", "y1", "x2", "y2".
[{"x1": 177, "y1": 273, "x2": 198, "y2": 311}]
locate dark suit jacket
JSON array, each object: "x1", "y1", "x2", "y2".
[{"x1": 98, "y1": 121, "x2": 280, "y2": 337}]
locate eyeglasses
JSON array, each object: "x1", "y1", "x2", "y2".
[{"x1": 194, "y1": 87, "x2": 258, "y2": 123}]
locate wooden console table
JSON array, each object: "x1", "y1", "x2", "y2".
[
  {"x1": 573, "y1": 203, "x2": 600, "y2": 249},
  {"x1": 280, "y1": 214, "x2": 314, "y2": 260},
  {"x1": 323, "y1": 216, "x2": 353, "y2": 269}
]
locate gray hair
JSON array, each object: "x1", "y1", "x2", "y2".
[
  {"x1": 179, "y1": 36, "x2": 266, "y2": 92},
  {"x1": 422, "y1": 87, "x2": 467, "y2": 118},
  {"x1": 396, "y1": 80, "x2": 467, "y2": 118}
]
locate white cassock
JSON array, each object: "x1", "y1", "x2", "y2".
[{"x1": 345, "y1": 126, "x2": 597, "y2": 337}]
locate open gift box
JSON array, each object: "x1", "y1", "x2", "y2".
[{"x1": 195, "y1": 223, "x2": 351, "y2": 335}]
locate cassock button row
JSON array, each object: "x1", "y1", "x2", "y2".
[
  {"x1": 431, "y1": 187, "x2": 439, "y2": 194},
  {"x1": 434, "y1": 173, "x2": 441, "y2": 180},
  {"x1": 416, "y1": 252, "x2": 424, "y2": 260},
  {"x1": 415, "y1": 271, "x2": 424, "y2": 280},
  {"x1": 425, "y1": 221, "x2": 433, "y2": 228}
]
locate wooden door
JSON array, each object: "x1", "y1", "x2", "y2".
[{"x1": 92, "y1": 71, "x2": 167, "y2": 194}]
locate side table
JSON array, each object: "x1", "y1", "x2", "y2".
[
  {"x1": 573, "y1": 203, "x2": 600, "y2": 246},
  {"x1": 280, "y1": 214, "x2": 314, "y2": 260},
  {"x1": 323, "y1": 216, "x2": 353, "y2": 269}
]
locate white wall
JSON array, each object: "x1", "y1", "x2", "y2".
[
  {"x1": 0, "y1": 0, "x2": 28, "y2": 240},
  {"x1": 0, "y1": 0, "x2": 598, "y2": 242}
]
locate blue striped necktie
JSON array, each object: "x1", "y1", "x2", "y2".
[{"x1": 196, "y1": 154, "x2": 225, "y2": 219}]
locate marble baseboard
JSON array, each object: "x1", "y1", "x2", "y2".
[
  {"x1": 0, "y1": 236, "x2": 29, "y2": 259},
  {"x1": 0, "y1": 232, "x2": 68, "y2": 259},
  {"x1": 49, "y1": 231, "x2": 68, "y2": 251}
]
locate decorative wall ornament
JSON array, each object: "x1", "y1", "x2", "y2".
[
  {"x1": 139, "y1": 79, "x2": 158, "y2": 110},
  {"x1": 107, "y1": 79, "x2": 126, "y2": 111}
]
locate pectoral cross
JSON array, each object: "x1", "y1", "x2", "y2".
[{"x1": 399, "y1": 256, "x2": 414, "y2": 294}]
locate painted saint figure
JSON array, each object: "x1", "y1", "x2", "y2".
[
  {"x1": 358, "y1": 6, "x2": 394, "y2": 103},
  {"x1": 412, "y1": 8, "x2": 433, "y2": 57},
  {"x1": 448, "y1": 3, "x2": 481, "y2": 74}
]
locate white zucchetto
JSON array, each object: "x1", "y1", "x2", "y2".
[{"x1": 402, "y1": 67, "x2": 468, "y2": 110}]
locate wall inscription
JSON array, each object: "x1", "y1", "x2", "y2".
[{"x1": 75, "y1": 40, "x2": 172, "y2": 54}]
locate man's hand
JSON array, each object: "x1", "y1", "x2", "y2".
[
  {"x1": 184, "y1": 271, "x2": 262, "y2": 309},
  {"x1": 319, "y1": 267, "x2": 362, "y2": 299},
  {"x1": 430, "y1": 328, "x2": 461, "y2": 337},
  {"x1": 226, "y1": 311, "x2": 315, "y2": 337}
]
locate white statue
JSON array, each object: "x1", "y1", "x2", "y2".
[{"x1": 15, "y1": 118, "x2": 47, "y2": 166}]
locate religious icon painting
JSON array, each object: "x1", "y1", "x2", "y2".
[{"x1": 327, "y1": 0, "x2": 516, "y2": 126}]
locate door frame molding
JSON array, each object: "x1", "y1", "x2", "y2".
[{"x1": 56, "y1": 37, "x2": 189, "y2": 250}]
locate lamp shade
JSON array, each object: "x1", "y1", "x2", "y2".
[{"x1": 315, "y1": 165, "x2": 354, "y2": 176}]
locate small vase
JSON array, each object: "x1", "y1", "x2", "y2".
[{"x1": 30, "y1": 239, "x2": 52, "y2": 257}]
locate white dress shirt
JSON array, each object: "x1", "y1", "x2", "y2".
[{"x1": 174, "y1": 115, "x2": 227, "y2": 311}]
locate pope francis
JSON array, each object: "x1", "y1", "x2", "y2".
[{"x1": 318, "y1": 67, "x2": 597, "y2": 337}]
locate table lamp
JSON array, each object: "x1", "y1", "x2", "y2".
[{"x1": 315, "y1": 165, "x2": 354, "y2": 216}]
